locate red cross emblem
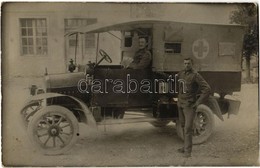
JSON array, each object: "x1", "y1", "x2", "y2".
[{"x1": 192, "y1": 39, "x2": 209, "y2": 59}]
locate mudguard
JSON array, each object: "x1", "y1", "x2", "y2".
[
  {"x1": 205, "y1": 96, "x2": 224, "y2": 121},
  {"x1": 24, "y1": 93, "x2": 97, "y2": 127}
]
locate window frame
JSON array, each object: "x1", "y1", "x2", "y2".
[
  {"x1": 19, "y1": 18, "x2": 49, "y2": 56},
  {"x1": 164, "y1": 42, "x2": 182, "y2": 55},
  {"x1": 64, "y1": 18, "x2": 97, "y2": 51}
]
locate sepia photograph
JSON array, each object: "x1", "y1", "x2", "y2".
[{"x1": 2, "y1": 2, "x2": 259, "y2": 166}]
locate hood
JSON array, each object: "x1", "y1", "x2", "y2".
[{"x1": 45, "y1": 72, "x2": 85, "y2": 89}]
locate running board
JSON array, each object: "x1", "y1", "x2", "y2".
[{"x1": 97, "y1": 117, "x2": 157, "y2": 125}]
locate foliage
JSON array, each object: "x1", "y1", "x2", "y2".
[{"x1": 230, "y1": 3, "x2": 258, "y2": 59}]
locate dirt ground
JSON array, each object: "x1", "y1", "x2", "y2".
[{"x1": 2, "y1": 77, "x2": 259, "y2": 166}]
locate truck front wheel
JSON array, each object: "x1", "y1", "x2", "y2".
[
  {"x1": 27, "y1": 105, "x2": 79, "y2": 155},
  {"x1": 176, "y1": 104, "x2": 215, "y2": 144}
]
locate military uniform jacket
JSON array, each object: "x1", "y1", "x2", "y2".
[
  {"x1": 128, "y1": 48, "x2": 151, "y2": 69},
  {"x1": 178, "y1": 69, "x2": 211, "y2": 106}
]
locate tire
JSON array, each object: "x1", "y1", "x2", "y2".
[
  {"x1": 150, "y1": 119, "x2": 171, "y2": 127},
  {"x1": 21, "y1": 101, "x2": 42, "y2": 127},
  {"x1": 113, "y1": 108, "x2": 125, "y2": 119},
  {"x1": 27, "y1": 105, "x2": 79, "y2": 155},
  {"x1": 176, "y1": 104, "x2": 215, "y2": 144}
]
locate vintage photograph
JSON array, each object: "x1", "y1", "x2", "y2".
[{"x1": 2, "y1": 2, "x2": 259, "y2": 166}]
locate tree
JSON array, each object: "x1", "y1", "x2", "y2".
[{"x1": 230, "y1": 3, "x2": 258, "y2": 82}]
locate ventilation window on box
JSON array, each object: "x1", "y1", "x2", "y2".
[{"x1": 164, "y1": 42, "x2": 182, "y2": 54}]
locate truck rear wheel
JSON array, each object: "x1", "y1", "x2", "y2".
[
  {"x1": 27, "y1": 105, "x2": 79, "y2": 155},
  {"x1": 176, "y1": 105, "x2": 215, "y2": 144}
]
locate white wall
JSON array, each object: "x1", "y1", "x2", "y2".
[{"x1": 3, "y1": 3, "x2": 131, "y2": 77}]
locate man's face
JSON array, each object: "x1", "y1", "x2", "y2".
[
  {"x1": 184, "y1": 60, "x2": 193, "y2": 71},
  {"x1": 139, "y1": 38, "x2": 147, "y2": 49}
]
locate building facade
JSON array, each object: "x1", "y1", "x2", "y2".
[{"x1": 2, "y1": 3, "x2": 236, "y2": 77}]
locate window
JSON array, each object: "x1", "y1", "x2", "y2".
[
  {"x1": 85, "y1": 34, "x2": 95, "y2": 48},
  {"x1": 20, "y1": 18, "x2": 48, "y2": 55},
  {"x1": 64, "y1": 18, "x2": 97, "y2": 49},
  {"x1": 164, "y1": 42, "x2": 182, "y2": 54},
  {"x1": 124, "y1": 31, "x2": 133, "y2": 47}
]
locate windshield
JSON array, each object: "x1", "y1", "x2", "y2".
[{"x1": 66, "y1": 31, "x2": 122, "y2": 70}]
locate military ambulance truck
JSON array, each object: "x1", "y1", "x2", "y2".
[{"x1": 21, "y1": 20, "x2": 243, "y2": 155}]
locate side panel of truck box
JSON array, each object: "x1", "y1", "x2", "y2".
[{"x1": 152, "y1": 23, "x2": 244, "y2": 93}]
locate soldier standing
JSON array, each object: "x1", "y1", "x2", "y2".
[{"x1": 177, "y1": 57, "x2": 211, "y2": 158}]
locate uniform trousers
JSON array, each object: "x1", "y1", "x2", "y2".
[{"x1": 178, "y1": 103, "x2": 195, "y2": 153}]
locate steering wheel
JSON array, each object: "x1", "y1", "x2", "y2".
[{"x1": 97, "y1": 49, "x2": 113, "y2": 65}]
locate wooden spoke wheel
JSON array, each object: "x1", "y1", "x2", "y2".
[{"x1": 27, "y1": 105, "x2": 79, "y2": 155}]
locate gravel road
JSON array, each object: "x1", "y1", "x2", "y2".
[{"x1": 2, "y1": 77, "x2": 259, "y2": 166}]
